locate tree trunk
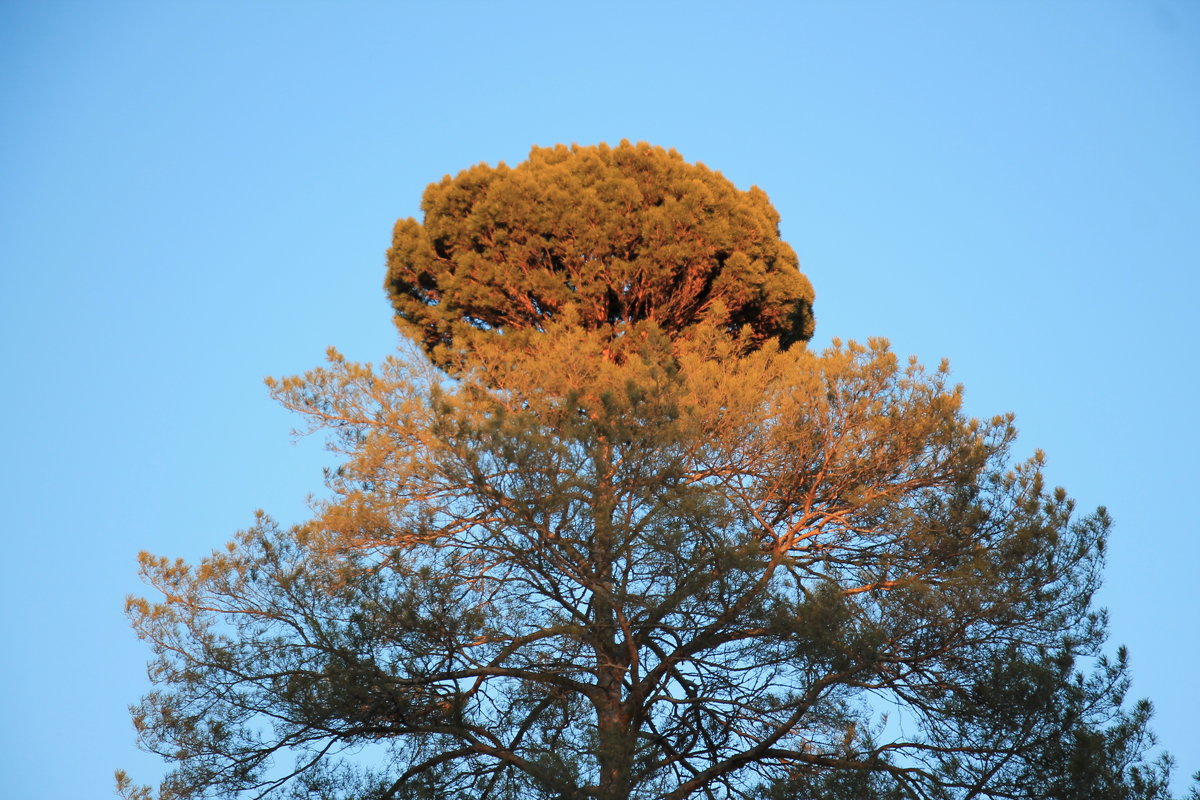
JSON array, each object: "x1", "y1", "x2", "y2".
[{"x1": 591, "y1": 439, "x2": 634, "y2": 800}]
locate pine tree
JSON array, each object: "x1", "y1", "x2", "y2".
[{"x1": 122, "y1": 144, "x2": 1180, "y2": 800}]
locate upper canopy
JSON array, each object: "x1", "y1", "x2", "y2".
[{"x1": 386, "y1": 141, "x2": 814, "y2": 369}]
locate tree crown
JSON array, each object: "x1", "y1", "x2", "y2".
[
  {"x1": 386, "y1": 141, "x2": 814, "y2": 370},
  {"x1": 120, "y1": 146, "x2": 1186, "y2": 800}
]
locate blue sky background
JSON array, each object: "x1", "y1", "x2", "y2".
[{"x1": 2, "y1": 2, "x2": 1197, "y2": 796}]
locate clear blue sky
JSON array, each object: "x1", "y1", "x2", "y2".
[{"x1": 2, "y1": 2, "x2": 1197, "y2": 796}]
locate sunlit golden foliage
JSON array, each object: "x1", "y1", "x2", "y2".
[{"x1": 386, "y1": 142, "x2": 814, "y2": 371}]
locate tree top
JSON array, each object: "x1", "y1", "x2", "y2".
[{"x1": 386, "y1": 141, "x2": 814, "y2": 369}]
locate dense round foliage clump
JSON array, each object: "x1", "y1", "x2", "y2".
[{"x1": 386, "y1": 141, "x2": 814, "y2": 367}]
